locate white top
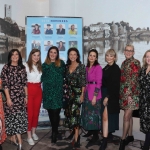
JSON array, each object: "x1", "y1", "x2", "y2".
[{"x1": 25, "y1": 63, "x2": 42, "y2": 83}]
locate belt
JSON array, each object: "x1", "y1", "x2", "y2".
[{"x1": 87, "y1": 82, "x2": 97, "y2": 84}]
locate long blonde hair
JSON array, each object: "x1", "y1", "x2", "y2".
[{"x1": 142, "y1": 50, "x2": 150, "y2": 68}]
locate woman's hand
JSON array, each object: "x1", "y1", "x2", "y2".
[
  {"x1": 91, "y1": 96, "x2": 96, "y2": 106},
  {"x1": 7, "y1": 99, "x2": 13, "y2": 107},
  {"x1": 103, "y1": 97, "x2": 108, "y2": 106},
  {"x1": 24, "y1": 97, "x2": 28, "y2": 105},
  {"x1": 80, "y1": 93, "x2": 84, "y2": 103}
]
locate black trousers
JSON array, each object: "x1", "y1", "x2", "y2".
[{"x1": 47, "y1": 108, "x2": 61, "y2": 133}]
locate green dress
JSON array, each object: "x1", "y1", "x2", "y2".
[
  {"x1": 41, "y1": 60, "x2": 65, "y2": 109},
  {"x1": 64, "y1": 64, "x2": 86, "y2": 128}
]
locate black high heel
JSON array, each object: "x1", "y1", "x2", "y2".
[
  {"x1": 82, "y1": 131, "x2": 93, "y2": 137},
  {"x1": 99, "y1": 137, "x2": 107, "y2": 150},
  {"x1": 74, "y1": 135, "x2": 80, "y2": 148},
  {"x1": 125, "y1": 136, "x2": 134, "y2": 145},
  {"x1": 119, "y1": 139, "x2": 126, "y2": 150},
  {"x1": 66, "y1": 129, "x2": 75, "y2": 141}
]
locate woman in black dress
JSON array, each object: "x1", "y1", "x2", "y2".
[
  {"x1": 139, "y1": 50, "x2": 150, "y2": 150},
  {"x1": 1, "y1": 49, "x2": 28, "y2": 150},
  {"x1": 99, "y1": 49, "x2": 121, "y2": 150}
]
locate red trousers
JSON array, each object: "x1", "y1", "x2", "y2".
[{"x1": 27, "y1": 82, "x2": 42, "y2": 131}]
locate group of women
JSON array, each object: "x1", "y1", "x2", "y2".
[{"x1": 0, "y1": 44, "x2": 150, "y2": 150}]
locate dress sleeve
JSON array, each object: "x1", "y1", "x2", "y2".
[
  {"x1": 1, "y1": 65, "x2": 9, "y2": 89},
  {"x1": 79, "y1": 64, "x2": 86, "y2": 87},
  {"x1": 21, "y1": 67, "x2": 27, "y2": 87},
  {"x1": 94, "y1": 65, "x2": 102, "y2": 96}
]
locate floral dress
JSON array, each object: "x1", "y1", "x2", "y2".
[
  {"x1": 0, "y1": 90, "x2": 7, "y2": 144},
  {"x1": 64, "y1": 64, "x2": 86, "y2": 128},
  {"x1": 139, "y1": 68, "x2": 150, "y2": 133},
  {"x1": 1, "y1": 64, "x2": 28, "y2": 135},
  {"x1": 120, "y1": 57, "x2": 141, "y2": 110}
]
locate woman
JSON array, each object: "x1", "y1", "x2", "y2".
[
  {"x1": 41, "y1": 46, "x2": 65, "y2": 143},
  {"x1": 81, "y1": 49, "x2": 102, "y2": 144},
  {"x1": 58, "y1": 41, "x2": 65, "y2": 51},
  {"x1": 32, "y1": 24, "x2": 40, "y2": 34},
  {"x1": 64, "y1": 48, "x2": 86, "y2": 148},
  {"x1": 25, "y1": 49, "x2": 42, "y2": 145},
  {"x1": 139, "y1": 50, "x2": 150, "y2": 150},
  {"x1": 1, "y1": 49, "x2": 28, "y2": 150},
  {"x1": 69, "y1": 24, "x2": 77, "y2": 35},
  {"x1": 100, "y1": 49, "x2": 121, "y2": 150},
  {"x1": 0, "y1": 78, "x2": 7, "y2": 150},
  {"x1": 119, "y1": 45, "x2": 141, "y2": 150}
]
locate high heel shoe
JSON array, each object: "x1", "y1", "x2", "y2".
[
  {"x1": 17, "y1": 144, "x2": 24, "y2": 150},
  {"x1": 66, "y1": 129, "x2": 75, "y2": 141},
  {"x1": 74, "y1": 135, "x2": 80, "y2": 148},
  {"x1": 99, "y1": 137, "x2": 107, "y2": 150},
  {"x1": 125, "y1": 136, "x2": 134, "y2": 145},
  {"x1": 82, "y1": 131, "x2": 93, "y2": 137},
  {"x1": 119, "y1": 139, "x2": 126, "y2": 150}
]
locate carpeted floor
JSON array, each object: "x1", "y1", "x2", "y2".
[{"x1": 2, "y1": 127, "x2": 144, "y2": 150}]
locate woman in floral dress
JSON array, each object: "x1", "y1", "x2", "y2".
[
  {"x1": 64, "y1": 48, "x2": 86, "y2": 148},
  {"x1": 119, "y1": 45, "x2": 141, "y2": 150},
  {"x1": 0, "y1": 78, "x2": 7, "y2": 150},
  {"x1": 1, "y1": 49, "x2": 28, "y2": 150},
  {"x1": 139, "y1": 50, "x2": 150, "y2": 150},
  {"x1": 81, "y1": 49, "x2": 102, "y2": 145}
]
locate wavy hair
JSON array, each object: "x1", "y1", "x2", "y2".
[
  {"x1": 27, "y1": 49, "x2": 42, "y2": 72},
  {"x1": 66, "y1": 47, "x2": 81, "y2": 65}
]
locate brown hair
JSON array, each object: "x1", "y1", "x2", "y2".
[
  {"x1": 142, "y1": 49, "x2": 150, "y2": 68},
  {"x1": 27, "y1": 49, "x2": 42, "y2": 72},
  {"x1": 45, "y1": 46, "x2": 61, "y2": 67}
]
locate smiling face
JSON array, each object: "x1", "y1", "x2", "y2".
[
  {"x1": 69, "y1": 50, "x2": 78, "y2": 63},
  {"x1": 32, "y1": 51, "x2": 40, "y2": 65},
  {"x1": 106, "y1": 54, "x2": 116, "y2": 65},
  {"x1": 49, "y1": 49, "x2": 57, "y2": 62},
  {"x1": 124, "y1": 46, "x2": 134, "y2": 59},
  {"x1": 88, "y1": 51, "x2": 97, "y2": 64},
  {"x1": 11, "y1": 51, "x2": 19, "y2": 63},
  {"x1": 145, "y1": 52, "x2": 150, "y2": 66},
  {"x1": 71, "y1": 25, "x2": 75, "y2": 31}
]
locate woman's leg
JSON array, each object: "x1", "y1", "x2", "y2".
[
  {"x1": 16, "y1": 134, "x2": 22, "y2": 145},
  {"x1": 128, "y1": 117, "x2": 133, "y2": 136},
  {"x1": 143, "y1": 132, "x2": 150, "y2": 149},
  {"x1": 122, "y1": 109, "x2": 133, "y2": 139},
  {"x1": 74, "y1": 127, "x2": 79, "y2": 142},
  {"x1": 102, "y1": 107, "x2": 108, "y2": 138}
]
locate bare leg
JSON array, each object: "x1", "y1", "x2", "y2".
[
  {"x1": 32, "y1": 127, "x2": 36, "y2": 135},
  {"x1": 122, "y1": 109, "x2": 133, "y2": 139},
  {"x1": 74, "y1": 127, "x2": 79, "y2": 142},
  {"x1": 128, "y1": 117, "x2": 133, "y2": 136},
  {"x1": 103, "y1": 107, "x2": 108, "y2": 138},
  {"x1": 27, "y1": 131, "x2": 32, "y2": 139},
  {"x1": 16, "y1": 134, "x2": 22, "y2": 144}
]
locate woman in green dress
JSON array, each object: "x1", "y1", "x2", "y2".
[
  {"x1": 64, "y1": 48, "x2": 86, "y2": 148},
  {"x1": 41, "y1": 46, "x2": 65, "y2": 143}
]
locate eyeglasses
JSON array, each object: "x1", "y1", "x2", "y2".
[{"x1": 125, "y1": 49, "x2": 134, "y2": 53}]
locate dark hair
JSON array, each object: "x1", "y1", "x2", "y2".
[
  {"x1": 27, "y1": 49, "x2": 42, "y2": 72},
  {"x1": 67, "y1": 47, "x2": 81, "y2": 65},
  {"x1": 86, "y1": 49, "x2": 99, "y2": 67},
  {"x1": 7, "y1": 49, "x2": 25, "y2": 69},
  {"x1": 45, "y1": 46, "x2": 61, "y2": 67}
]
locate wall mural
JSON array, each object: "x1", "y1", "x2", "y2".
[{"x1": 83, "y1": 21, "x2": 149, "y2": 67}]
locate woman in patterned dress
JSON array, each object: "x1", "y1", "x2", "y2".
[
  {"x1": 0, "y1": 78, "x2": 7, "y2": 150},
  {"x1": 41, "y1": 46, "x2": 65, "y2": 143},
  {"x1": 1, "y1": 49, "x2": 28, "y2": 150},
  {"x1": 64, "y1": 48, "x2": 86, "y2": 148},
  {"x1": 81, "y1": 49, "x2": 102, "y2": 145},
  {"x1": 119, "y1": 45, "x2": 141, "y2": 150},
  {"x1": 139, "y1": 50, "x2": 150, "y2": 150}
]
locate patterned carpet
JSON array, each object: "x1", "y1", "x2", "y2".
[{"x1": 2, "y1": 127, "x2": 144, "y2": 150}]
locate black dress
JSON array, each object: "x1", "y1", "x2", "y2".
[
  {"x1": 139, "y1": 68, "x2": 150, "y2": 133},
  {"x1": 101, "y1": 62, "x2": 121, "y2": 133}
]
